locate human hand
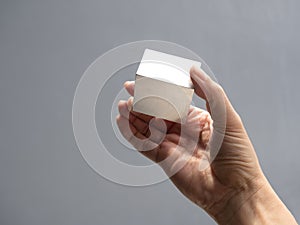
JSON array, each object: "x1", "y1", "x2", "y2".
[{"x1": 117, "y1": 66, "x2": 297, "y2": 225}]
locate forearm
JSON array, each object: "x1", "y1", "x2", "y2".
[{"x1": 213, "y1": 176, "x2": 298, "y2": 225}]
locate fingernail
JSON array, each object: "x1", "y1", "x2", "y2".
[
  {"x1": 123, "y1": 81, "x2": 134, "y2": 87},
  {"x1": 127, "y1": 97, "x2": 133, "y2": 111},
  {"x1": 123, "y1": 81, "x2": 129, "y2": 87}
]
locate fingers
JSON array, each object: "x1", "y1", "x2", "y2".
[
  {"x1": 118, "y1": 98, "x2": 167, "y2": 144},
  {"x1": 117, "y1": 93, "x2": 183, "y2": 163},
  {"x1": 119, "y1": 78, "x2": 214, "y2": 164},
  {"x1": 124, "y1": 81, "x2": 134, "y2": 96},
  {"x1": 116, "y1": 115, "x2": 159, "y2": 162},
  {"x1": 184, "y1": 107, "x2": 213, "y2": 147},
  {"x1": 116, "y1": 113, "x2": 177, "y2": 163}
]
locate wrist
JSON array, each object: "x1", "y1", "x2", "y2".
[{"x1": 211, "y1": 175, "x2": 297, "y2": 225}]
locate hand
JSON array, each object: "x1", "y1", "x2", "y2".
[{"x1": 117, "y1": 66, "x2": 298, "y2": 225}]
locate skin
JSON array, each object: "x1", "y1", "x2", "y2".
[{"x1": 117, "y1": 66, "x2": 298, "y2": 225}]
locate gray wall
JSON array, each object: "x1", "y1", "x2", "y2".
[{"x1": 0, "y1": 0, "x2": 299, "y2": 224}]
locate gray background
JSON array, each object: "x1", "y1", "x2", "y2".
[{"x1": 0, "y1": 0, "x2": 299, "y2": 224}]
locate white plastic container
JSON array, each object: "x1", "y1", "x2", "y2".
[{"x1": 133, "y1": 49, "x2": 201, "y2": 123}]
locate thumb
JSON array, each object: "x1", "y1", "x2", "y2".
[{"x1": 190, "y1": 66, "x2": 242, "y2": 130}]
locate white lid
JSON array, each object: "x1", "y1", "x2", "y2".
[{"x1": 136, "y1": 49, "x2": 201, "y2": 88}]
